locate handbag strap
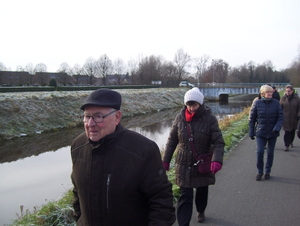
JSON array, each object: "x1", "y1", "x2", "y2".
[{"x1": 186, "y1": 122, "x2": 199, "y2": 165}]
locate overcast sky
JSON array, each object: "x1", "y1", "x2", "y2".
[{"x1": 1, "y1": 0, "x2": 300, "y2": 72}]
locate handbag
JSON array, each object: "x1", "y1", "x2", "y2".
[{"x1": 186, "y1": 123, "x2": 212, "y2": 174}]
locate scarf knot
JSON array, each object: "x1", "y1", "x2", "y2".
[{"x1": 185, "y1": 108, "x2": 195, "y2": 122}]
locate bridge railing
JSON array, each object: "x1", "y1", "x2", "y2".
[{"x1": 197, "y1": 83, "x2": 289, "y2": 88}]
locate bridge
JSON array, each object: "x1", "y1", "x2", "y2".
[{"x1": 197, "y1": 83, "x2": 289, "y2": 101}]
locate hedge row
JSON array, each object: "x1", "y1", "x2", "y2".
[{"x1": 0, "y1": 85, "x2": 161, "y2": 92}]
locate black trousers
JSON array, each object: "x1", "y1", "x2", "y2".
[
  {"x1": 284, "y1": 129, "x2": 296, "y2": 147},
  {"x1": 177, "y1": 186, "x2": 209, "y2": 226}
]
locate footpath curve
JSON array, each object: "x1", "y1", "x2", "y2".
[{"x1": 179, "y1": 128, "x2": 300, "y2": 225}]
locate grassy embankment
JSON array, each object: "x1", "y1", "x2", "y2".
[{"x1": 7, "y1": 106, "x2": 251, "y2": 226}]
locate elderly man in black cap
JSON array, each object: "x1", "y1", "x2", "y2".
[{"x1": 71, "y1": 89, "x2": 175, "y2": 226}]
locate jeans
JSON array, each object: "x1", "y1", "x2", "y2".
[
  {"x1": 284, "y1": 129, "x2": 295, "y2": 147},
  {"x1": 256, "y1": 136, "x2": 277, "y2": 174},
  {"x1": 177, "y1": 186, "x2": 208, "y2": 226}
]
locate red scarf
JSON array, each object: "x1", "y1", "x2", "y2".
[{"x1": 185, "y1": 108, "x2": 195, "y2": 122}]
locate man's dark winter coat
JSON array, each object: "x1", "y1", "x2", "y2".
[{"x1": 71, "y1": 124, "x2": 175, "y2": 226}]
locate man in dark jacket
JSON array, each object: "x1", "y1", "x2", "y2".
[
  {"x1": 272, "y1": 86, "x2": 280, "y2": 101},
  {"x1": 71, "y1": 89, "x2": 175, "y2": 226}
]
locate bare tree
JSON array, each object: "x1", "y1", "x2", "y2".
[
  {"x1": 34, "y1": 63, "x2": 48, "y2": 85},
  {"x1": 16, "y1": 65, "x2": 24, "y2": 71},
  {"x1": 0, "y1": 62, "x2": 6, "y2": 71},
  {"x1": 113, "y1": 58, "x2": 125, "y2": 75},
  {"x1": 82, "y1": 57, "x2": 97, "y2": 85},
  {"x1": 24, "y1": 63, "x2": 35, "y2": 85},
  {"x1": 25, "y1": 63, "x2": 35, "y2": 74},
  {"x1": 194, "y1": 54, "x2": 210, "y2": 85},
  {"x1": 211, "y1": 59, "x2": 228, "y2": 83},
  {"x1": 96, "y1": 54, "x2": 113, "y2": 85},
  {"x1": 247, "y1": 61, "x2": 256, "y2": 83},
  {"x1": 227, "y1": 64, "x2": 249, "y2": 83},
  {"x1": 174, "y1": 48, "x2": 191, "y2": 82},
  {"x1": 34, "y1": 63, "x2": 47, "y2": 73},
  {"x1": 15, "y1": 65, "x2": 26, "y2": 85},
  {"x1": 113, "y1": 58, "x2": 125, "y2": 85},
  {"x1": 127, "y1": 58, "x2": 139, "y2": 85},
  {"x1": 160, "y1": 61, "x2": 177, "y2": 87},
  {"x1": 57, "y1": 62, "x2": 71, "y2": 74},
  {"x1": 57, "y1": 62, "x2": 72, "y2": 85},
  {"x1": 137, "y1": 55, "x2": 163, "y2": 84},
  {"x1": 71, "y1": 64, "x2": 84, "y2": 85}
]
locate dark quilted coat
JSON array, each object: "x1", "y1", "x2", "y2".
[
  {"x1": 249, "y1": 98, "x2": 283, "y2": 138},
  {"x1": 163, "y1": 105, "x2": 224, "y2": 188}
]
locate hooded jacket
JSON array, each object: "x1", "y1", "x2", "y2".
[
  {"x1": 163, "y1": 105, "x2": 224, "y2": 188},
  {"x1": 71, "y1": 124, "x2": 175, "y2": 226},
  {"x1": 249, "y1": 98, "x2": 283, "y2": 138}
]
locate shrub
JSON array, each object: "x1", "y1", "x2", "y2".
[{"x1": 49, "y1": 78, "x2": 57, "y2": 87}]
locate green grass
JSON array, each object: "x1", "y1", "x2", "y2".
[
  {"x1": 8, "y1": 190, "x2": 75, "y2": 226},
  {"x1": 8, "y1": 107, "x2": 251, "y2": 225}
]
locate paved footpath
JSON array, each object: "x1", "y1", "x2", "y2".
[{"x1": 174, "y1": 128, "x2": 300, "y2": 226}]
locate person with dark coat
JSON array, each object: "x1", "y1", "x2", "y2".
[
  {"x1": 249, "y1": 85, "x2": 283, "y2": 181},
  {"x1": 272, "y1": 86, "x2": 280, "y2": 101},
  {"x1": 162, "y1": 87, "x2": 224, "y2": 225},
  {"x1": 71, "y1": 89, "x2": 175, "y2": 226},
  {"x1": 280, "y1": 85, "x2": 300, "y2": 151}
]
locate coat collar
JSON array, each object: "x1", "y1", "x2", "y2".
[
  {"x1": 181, "y1": 104, "x2": 211, "y2": 120},
  {"x1": 90, "y1": 124, "x2": 125, "y2": 149}
]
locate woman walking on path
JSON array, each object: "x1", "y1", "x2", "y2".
[
  {"x1": 249, "y1": 85, "x2": 283, "y2": 181},
  {"x1": 280, "y1": 85, "x2": 300, "y2": 151},
  {"x1": 162, "y1": 87, "x2": 224, "y2": 225}
]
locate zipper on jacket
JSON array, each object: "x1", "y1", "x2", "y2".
[{"x1": 106, "y1": 174, "x2": 111, "y2": 209}]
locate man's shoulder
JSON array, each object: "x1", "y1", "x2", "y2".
[
  {"x1": 71, "y1": 132, "x2": 89, "y2": 150},
  {"x1": 122, "y1": 128, "x2": 156, "y2": 144}
]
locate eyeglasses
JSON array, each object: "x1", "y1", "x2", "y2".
[{"x1": 81, "y1": 110, "x2": 117, "y2": 123}]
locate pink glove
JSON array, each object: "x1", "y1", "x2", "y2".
[
  {"x1": 163, "y1": 162, "x2": 170, "y2": 171},
  {"x1": 210, "y1": 162, "x2": 222, "y2": 174}
]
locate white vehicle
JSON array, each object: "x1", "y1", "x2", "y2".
[{"x1": 179, "y1": 81, "x2": 195, "y2": 87}]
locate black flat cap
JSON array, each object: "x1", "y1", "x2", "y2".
[{"x1": 80, "y1": 89, "x2": 122, "y2": 110}]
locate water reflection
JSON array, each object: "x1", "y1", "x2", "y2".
[{"x1": 0, "y1": 101, "x2": 251, "y2": 225}]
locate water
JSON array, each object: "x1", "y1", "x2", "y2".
[{"x1": 0, "y1": 101, "x2": 251, "y2": 225}]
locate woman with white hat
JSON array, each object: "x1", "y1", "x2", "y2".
[{"x1": 163, "y1": 87, "x2": 225, "y2": 225}]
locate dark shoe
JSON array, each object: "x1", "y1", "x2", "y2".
[
  {"x1": 284, "y1": 147, "x2": 289, "y2": 151},
  {"x1": 264, "y1": 174, "x2": 270, "y2": 180},
  {"x1": 256, "y1": 174, "x2": 263, "y2": 181},
  {"x1": 290, "y1": 143, "x2": 293, "y2": 148},
  {"x1": 197, "y1": 212, "x2": 205, "y2": 223}
]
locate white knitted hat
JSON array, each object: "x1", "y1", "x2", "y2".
[{"x1": 184, "y1": 87, "x2": 204, "y2": 105}]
